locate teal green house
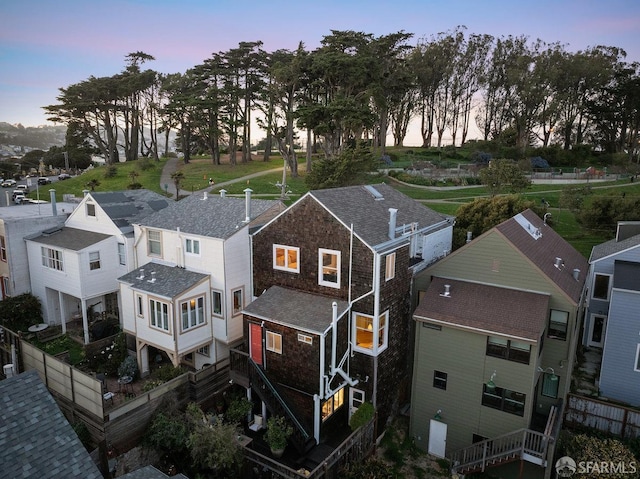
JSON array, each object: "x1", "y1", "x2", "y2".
[{"x1": 410, "y1": 210, "x2": 588, "y2": 477}]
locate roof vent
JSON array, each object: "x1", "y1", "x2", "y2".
[
  {"x1": 364, "y1": 185, "x2": 384, "y2": 200},
  {"x1": 148, "y1": 271, "x2": 156, "y2": 283},
  {"x1": 136, "y1": 268, "x2": 145, "y2": 280},
  {"x1": 554, "y1": 257, "x2": 564, "y2": 269},
  {"x1": 573, "y1": 268, "x2": 580, "y2": 281},
  {"x1": 440, "y1": 284, "x2": 451, "y2": 298},
  {"x1": 466, "y1": 231, "x2": 473, "y2": 243}
]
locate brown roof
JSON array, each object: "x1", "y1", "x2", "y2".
[
  {"x1": 413, "y1": 277, "x2": 549, "y2": 341},
  {"x1": 495, "y1": 209, "x2": 588, "y2": 303}
]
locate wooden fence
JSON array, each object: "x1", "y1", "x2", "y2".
[{"x1": 564, "y1": 393, "x2": 640, "y2": 439}]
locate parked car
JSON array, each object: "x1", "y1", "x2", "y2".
[
  {"x1": 58, "y1": 173, "x2": 71, "y2": 180},
  {"x1": 16, "y1": 184, "x2": 28, "y2": 191},
  {"x1": 2, "y1": 179, "x2": 17, "y2": 187},
  {"x1": 13, "y1": 193, "x2": 26, "y2": 204},
  {"x1": 37, "y1": 177, "x2": 52, "y2": 185}
]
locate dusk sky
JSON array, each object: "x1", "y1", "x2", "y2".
[{"x1": 2, "y1": 0, "x2": 639, "y2": 144}]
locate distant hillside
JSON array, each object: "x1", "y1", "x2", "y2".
[{"x1": 0, "y1": 122, "x2": 66, "y2": 157}]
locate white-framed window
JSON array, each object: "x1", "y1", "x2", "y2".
[
  {"x1": 353, "y1": 310, "x2": 388, "y2": 354},
  {"x1": 318, "y1": 248, "x2": 340, "y2": 288},
  {"x1": 117, "y1": 242, "x2": 126, "y2": 265},
  {"x1": 266, "y1": 331, "x2": 282, "y2": 354},
  {"x1": 181, "y1": 296, "x2": 205, "y2": 331},
  {"x1": 185, "y1": 238, "x2": 200, "y2": 255},
  {"x1": 273, "y1": 244, "x2": 299, "y2": 273},
  {"x1": 41, "y1": 246, "x2": 64, "y2": 271},
  {"x1": 197, "y1": 345, "x2": 210, "y2": 356},
  {"x1": 542, "y1": 372, "x2": 559, "y2": 398},
  {"x1": 89, "y1": 251, "x2": 101, "y2": 270},
  {"x1": 2, "y1": 276, "x2": 9, "y2": 299},
  {"x1": 298, "y1": 333, "x2": 313, "y2": 345},
  {"x1": 635, "y1": 344, "x2": 640, "y2": 372},
  {"x1": 548, "y1": 309, "x2": 569, "y2": 340},
  {"x1": 148, "y1": 230, "x2": 162, "y2": 256},
  {"x1": 136, "y1": 295, "x2": 143, "y2": 317},
  {"x1": 86, "y1": 202, "x2": 96, "y2": 217},
  {"x1": 322, "y1": 388, "x2": 344, "y2": 421},
  {"x1": 211, "y1": 290, "x2": 223, "y2": 317},
  {"x1": 592, "y1": 273, "x2": 612, "y2": 300},
  {"x1": 232, "y1": 288, "x2": 243, "y2": 315},
  {"x1": 150, "y1": 299, "x2": 169, "y2": 331},
  {"x1": 0, "y1": 235, "x2": 6, "y2": 262},
  {"x1": 385, "y1": 252, "x2": 396, "y2": 281}
]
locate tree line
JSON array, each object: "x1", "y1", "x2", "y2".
[{"x1": 44, "y1": 27, "x2": 640, "y2": 176}]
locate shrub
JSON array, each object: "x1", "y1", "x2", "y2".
[
  {"x1": 150, "y1": 364, "x2": 186, "y2": 382},
  {"x1": 225, "y1": 396, "x2": 252, "y2": 425},
  {"x1": 127, "y1": 182, "x2": 143, "y2": 189},
  {"x1": 349, "y1": 401, "x2": 375, "y2": 431},
  {"x1": 264, "y1": 416, "x2": 293, "y2": 451},
  {"x1": 103, "y1": 165, "x2": 117, "y2": 178},
  {"x1": 530, "y1": 156, "x2": 550, "y2": 169},
  {"x1": 0, "y1": 293, "x2": 43, "y2": 331},
  {"x1": 470, "y1": 151, "x2": 492, "y2": 165},
  {"x1": 73, "y1": 421, "x2": 92, "y2": 451},
  {"x1": 118, "y1": 355, "x2": 139, "y2": 379}
]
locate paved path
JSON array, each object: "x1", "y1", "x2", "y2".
[{"x1": 160, "y1": 157, "x2": 284, "y2": 199}]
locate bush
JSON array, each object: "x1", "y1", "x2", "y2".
[
  {"x1": 103, "y1": 165, "x2": 117, "y2": 178},
  {"x1": 150, "y1": 364, "x2": 186, "y2": 382},
  {"x1": 83, "y1": 332, "x2": 128, "y2": 376},
  {"x1": 225, "y1": 396, "x2": 252, "y2": 425},
  {"x1": 0, "y1": 293, "x2": 43, "y2": 331},
  {"x1": 127, "y1": 182, "x2": 143, "y2": 189},
  {"x1": 530, "y1": 156, "x2": 550, "y2": 169},
  {"x1": 470, "y1": 151, "x2": 492, "y2": 165},
  {"x1": 349, "y1": 402, "x2": 375, "y2": 431},
  {"x1": 118, "y1": 355, "x2": 139, "y2": 379}
]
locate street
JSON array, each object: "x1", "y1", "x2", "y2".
[{"x1": 0, "y1": 176, "x2": 59, "y2": 207}]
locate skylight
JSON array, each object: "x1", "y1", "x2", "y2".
[{"x1": 514, "y1": 213, "x2": 542, "y2": 240}]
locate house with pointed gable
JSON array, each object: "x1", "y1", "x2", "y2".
[
  {"x1": 118, "y1": 190, "x2": 284, "y2": 374},
  {"x1": 25, "y1": 190, "x2": 169, "y2": 343},
  {"x1": 410, "y1": 209, "x2": 588, "y2": 476},
  {"x1": 229, "y1": 183, "x2": 454, "y2": 453},
  {"x1": 584, "y1": 221, "x2": 640, "y2": 406}
]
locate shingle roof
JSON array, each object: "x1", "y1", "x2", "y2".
[
  {"x1": 590, "y1": 233, "x2": 640, "y2": 263},
  {"x1": 413, "y1": 277, "x2": 549, "y2": 341},
  {"x1": 613, "y1": 260, "x2": 640, "y2": 292},
  {"x1": 26, "y1": 226, "x2": 111, "y2": 250},
  {"x1": 90, "y1": 190, "x2": 170, "y2": 233},
  {"x1": 118, "y1": 262, "x2": 209, "y2": 298},
  {"x1": 138, "y1": 192, "x2": 282, "y2": 239},
  {"x1": 119, "y1": 465, "x2": 189, "y2": 479},
  {"x1": 308, "y1": 183, "x2": 452, "y2": 248},
  {"x1": 495, "y1": 209, "x2": 588, "y2": 303},
  {"x1": 0, "y1": 369, "x2": 102, "y2": 479},
  {"x1": 243, "y1": 285, "x2": 350, "y2": 334}
]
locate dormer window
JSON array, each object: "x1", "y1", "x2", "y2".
[
  {"x1": 86, "y1": 203, "x2": 96, "y2": 217},
  {"x1": 318, "y1": 248, "x2": 340, "y2": 288}
]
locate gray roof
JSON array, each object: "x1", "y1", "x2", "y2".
[
  {"x1": 590, "y1": 233, "x2": 640, "y2": 263},
  {"x1": 0, "y1": 369, "x2": 102, "y2": 479},
  {"x1": 243, "y1": 285, "x2": 350, "y2": 334},
  {"x1": 119, "y1": 465, "x2": 189, "y2": 479},
  {"x1": 118, "y1": 262, "x2": 209, "y2": 298},
  {"x1": 414, "y1": 277, "x2": 549, "y2": 341},
  {"x1": 90, "y1": 190, "x2": 170, "y2": 233},
  {"x1": 308, "y1": 183, "x2": 452, "y2": 248},
  {"x1": 613, "y1": 260, "x2": 640, "y2": 292},
  {"x1": 495, "y1": 209, "x2": 588, "y2": 303},
  {"x1": 27, "y1": 226, "x2": 111, "y2": 250},
  {"x1": 138, "y1": 192, "x2": 281, "y2": 239},
  {"x1": 0, "y1": 202, "x2": 77, "y2": 220}
]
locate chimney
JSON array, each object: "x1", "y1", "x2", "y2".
[
  {"x1": 137, "y1": 268, "x2": 145, "y2": 280},
  {"x1": 83, "y1": 189, "x2": 90, "y2": 197},
  {"x1": 573, "y1": 269, "x2": 580, "y2": 281},
  {"x1": 388, "y1": 208, "x2": 398, "y2": 240},
  {"x1": 244, "y1": 188, "x2": 252, "y2": 222},
  {"x1": 49, "y1": 189, "x2": 57, "y2": 216},
  {"x1": 466, "y1": 231, "x2": 473, "y2": 243},
  {"x1": 220, "y1": 189, "x2": 227, "y2": 199}
]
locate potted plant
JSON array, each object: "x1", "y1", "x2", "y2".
[{"x1": 264, "y1": 416, "x2": 293, "y2": 458}]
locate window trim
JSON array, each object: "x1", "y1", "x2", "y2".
[
  {"x1": 353, "y1": 310, "x2": 389, "y2": 355},
  {"x1": 149, "y1": 298, "x2": 169, "y2": 332},
  {"x1": 147, "y1": 229, "x2": 162, "y2": 257},
  {"x1": 322, "y1": 388, "x2": 344, "y2": 421},
  {"x1": 181, "y1": 296, "x2": 205, "y2": 332},
  {"x1": 385, "y1": 252, "x2": 396, "y2": 281},
  {"x1": 592, "y1": 273, "x2": 612, "y2": 301},
  {"x1": 486, "y1": 336, "x2": 531, "y2": 364},
  {"x1": 482, "y1": 384, "x2": 526, "y2": 416},
  {"x1": 86, "y1": 202, "x2": 96, "y2": 217},
  {"x1": 197, "y1": 345, "x2": 210, "y2": 357},
  {"x1": 185, "y1": 237, "x2": 201, "y2": 256},
  {"x1": 89, "y1": 251, "x2": 101, "y2": 271},
  {"x1": 136, "y1": 295, "x2": 143, "y2": 317},
  {"x1": 232, "y1": 288, "x2": 244, "y2": 316},
  {"x1": 266, "y1": 331, "x2": 282, "y2": 354},
  {"x1": 273, "y1": 244, "x2": 300, "y2": 273},
  {"x1": 298, "y1": 333, "x2": 313, "y2": 345},
  {"x1": 0, "y1": 235, "x2": 6, "y2": 262},
  {"x1": 548, "y1": 309, "x2": 569, "y2": 341},
  {"x1": 635, "y1": 344, "x2": 640, "y2": 372},
  {"x1": 211, "y1": 290, "x2": 223, "y2": 318},
  {"x1": 41, "y1": 246, "x2": 64, "y2": 271},
  {"x1": 318, "y1": 248, "x2": 340, "y2": 288},
  {"x1": 117, "y1": 242, "x2": 126, "y2": 266},
  {"x1": 433, "y1": 370, "x2": 447, "y2": 390}
]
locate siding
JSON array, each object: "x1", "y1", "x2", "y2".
[{"x1": 599, "y1": 289, "x2": 640, "y2": 406}]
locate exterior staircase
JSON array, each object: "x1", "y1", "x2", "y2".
[
  {"x1": 450, "y1": 403, "x2": 561, "y2": 476},
  {"x1": 230, "y1": 348, "x2": 316, "y2": 454}
]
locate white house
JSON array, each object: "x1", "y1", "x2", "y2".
[{"x1": 118, "y1": 189, "x2": 283, "y2": 374}]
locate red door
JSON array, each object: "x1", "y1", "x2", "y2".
[{"x1": 250, "y1": 323, "x2": 263, "y2": 366}]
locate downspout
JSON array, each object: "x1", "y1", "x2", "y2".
[
  {"x1": 176, "y1": 227, "x2": 183, "y2": 267},
  {"x1": 133, "y1": 226, "x2": 145, "y2": 269},
  {"x1": 372, "y1": 252, "x2": 381, "y2": 409},
  {"x1": 331, "y1": 301, "x2": 358, "y2": 387}
]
